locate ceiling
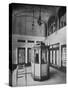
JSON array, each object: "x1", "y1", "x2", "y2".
[{"x1": 12, "y1": 4, "x2": 61, "y2": 23}]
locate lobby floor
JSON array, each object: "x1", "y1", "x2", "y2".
[{"x1": 16, "y1": 66, "x2": 66, "y2": 86}]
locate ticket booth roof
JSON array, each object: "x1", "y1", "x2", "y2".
[{"x1": 32, "y1": 42, "x2": 49, "y2": 49}]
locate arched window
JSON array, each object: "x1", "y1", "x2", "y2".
[
  {"x1": 58, "y1": 7, "x2": 66, "y2": 29},
  {"x1": 48, "y1": 15, "x2": 57, "y2": 35}
]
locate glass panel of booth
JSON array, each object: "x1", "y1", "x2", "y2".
[
  {"x1": 34, "y1": 48, "x2": 39, "y2": 64},
  {"x1": 41, "y1": 48, "x2": 47, "y2": 64},
  {"x1": 31, "y1": 48, "x2": 39, "y2": 64}
]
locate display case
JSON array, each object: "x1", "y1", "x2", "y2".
[{"x1": 31, "y1": 42, "x2": 49, "y2": 81}]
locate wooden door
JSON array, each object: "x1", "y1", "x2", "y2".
[{"x1": 18, "y1": 48, "x2": 25, "y2": 66}]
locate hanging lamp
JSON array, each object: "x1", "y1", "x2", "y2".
[
  {"x1": 37, "y1": 6, "x2": 42, "y2": 26},
  {"x1": 32, "y1": 7, "x2": 34, "y2": 30}
]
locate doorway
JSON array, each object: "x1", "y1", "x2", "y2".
[{"x1": 18, "y1": 48, "x2": 25, "y2": 69}]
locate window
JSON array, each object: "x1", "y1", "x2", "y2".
[
  {"x1": 58, "y1": 7, "x2": 66, "y2": 29},
  {"x1": 17, "y1": 40, "x2": 25, "y2": 43},
  {"x1": 27, "y1": 40, "x2": 34, "y2": 43},
  {"x1": 35, "y1": 53, "x2": 39, "y2": 63},
  {"x1": 35, "y1": 49, "x2": 39, "y2": 64}
]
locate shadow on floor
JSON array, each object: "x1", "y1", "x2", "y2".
[{"x1": 49, "y1": 71, "x2": 57, "y2": 79}]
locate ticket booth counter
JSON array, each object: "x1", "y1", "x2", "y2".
[{"x1": 31, "y1": 42, "x2": 49, "y2": 81}]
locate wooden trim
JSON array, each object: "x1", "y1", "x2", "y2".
[
  {"x1": 49, "y1": 47, "x2": 59, "y2": 50},
  {"x1": 49, "y1": 43, "x2": 59, "y2": 46},
  {"x1": 61, "y1": 44, "x2": 66, "y2": 48}
]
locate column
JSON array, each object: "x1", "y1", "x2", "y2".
[
  {"x1": 39, "y1": 49, "x2": 41, "y2": 64},
  {"x1": 35, "y1": 40, "x2": 36, "y2": 44},
  {"x1": 39, "y1": 48, "x2": 41, "y2": 78},
  {"x1": 47, "y1": 22, "x2": 48, "y2": 37},
  {"x1": 25, "y1": 40, "x2": 28, "y2": 64},
  {"x1": 16, "y1": 48, "x2": 17, "y2": 64},
  {"x1": 25, "y1": 48, "x2": 27, "y2": 64}
]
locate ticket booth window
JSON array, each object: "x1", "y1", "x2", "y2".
[
  {"x1": 35, "y1": 53, "x2": 39, "y2": 63},
  {"x1": 35, "y1": 49, "x2": 39, "y2": 63},
  {"x1": 42, "y1": 49, "x2": 47, "y2": 64}
]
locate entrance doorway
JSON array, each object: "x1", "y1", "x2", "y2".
[
  {"x1": 17, "y1": 47, "x2": 32, "y2": 86},
  {"x1": 18, "y1": 48, "x2": 25, "y2": 69}
]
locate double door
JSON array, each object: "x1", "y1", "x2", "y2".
[
  {"x1": 50, "y1": 48, "x2": 59, "y2": 66},
  {"x1": 18, "y1": 48, "x2": 25, "y2": 69},
  {"x1": 17, "y1": 47, "x2": 31, "y2": 86}
]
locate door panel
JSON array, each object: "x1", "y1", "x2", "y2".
[
  {"x1": 55, "y1": 50, "x2": 57, "y2": 65},
  {"x1": 56, "y1": 50, "x2": 59, "y2": 66},
  {"x1": 27, "y1": 48, "x2": 31, "y2": 65},
  {"x1": 53, "y1": 50, "x2": 55, "y2": 64},
  {"x1": 62, "y1": 46, "x2": 66, "y2": 67},
  {"x1": 18, "y1": 48, "x2": 25, "y2": 65}
]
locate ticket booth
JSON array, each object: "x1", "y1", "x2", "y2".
[{"x1": 31, "y1": 42, "x2": 49, "y2": 81}]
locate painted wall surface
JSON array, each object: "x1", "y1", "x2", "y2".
[
  {"x1": 45, "y1": 26, "x2": 66, "y2": 45},
  {"x1": 12, "y1": 16, "x2": 46, "y2": 37},
  {"x1": 45, "y1": 26, "x2": 66, "y2": 67}
]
